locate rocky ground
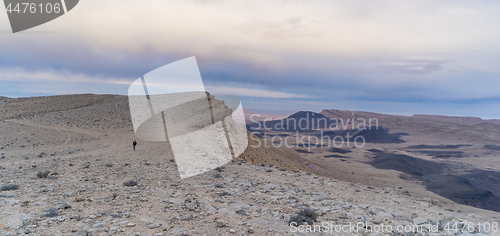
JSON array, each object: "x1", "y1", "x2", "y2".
[
  {"x1": 0, "y1": 94, "x2": 498, "y2": 235},
  {"x1": 1, "y1": 154, "x2": 498, "y2": 236}
]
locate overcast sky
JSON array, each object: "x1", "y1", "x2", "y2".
[{"x1": 1, "y1": 0, "x2": 500, "y2": 118}]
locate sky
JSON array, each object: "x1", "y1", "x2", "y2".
[{"x1": 1, "y1": 0, "x2": 500, "y2": 118}]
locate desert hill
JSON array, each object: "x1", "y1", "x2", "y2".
[
  {"x1": 413, "y1": 114, "x2": 500, "y2": 126},
  {"x1": 0, "y1": 94, "x2": 116, "y2": 121},
  {"x1": 247, "y1": 108, "x2": 500, "y2": 214},
  {"x1": 412, "y1": 114, "x2": 485, "y2": 125},
  {"x1": 248, "y1": 111, "x2": 339, "y2": 133},
  {"x1": 0, "y1": 94, "x2": 311, "y2": 169},
  {"x1": 0, "y1": 94, "x2": 499, "y2": 235},
  {"x1": 321, "y1": 109, "x2": 500, "y2": 144}
]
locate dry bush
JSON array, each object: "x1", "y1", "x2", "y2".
[
  {"x1": 123, "y1": 180, "x2": 138, "y2": 187},
  {"x1": 44, "y1": 208, "x2": 59, "y2": 218},
  {"x1": 288, "y1": 208, "x2": 318, "y2": 226},
  {"x1": 1, "y1": 184, "x2": 19, "y2": 191},
  {"x1": 37, "y1": 171, "x2": 50, "y2": 178}
]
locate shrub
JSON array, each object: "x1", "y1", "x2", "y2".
[
  {"x1": 44, "y1": 208, "x2": 59, "y2": 218},
  {"x1": 37, "y1": 171, "x2": 50, "y2": 178},
  {"x1": 288, "y1": 208, "x2": 318, "y2": 226},
  {"x1": 1, "y1": 184, "x2": 19, "y2": 191},
  {"x1": 213, "y1": 173, "x2": 223, "y2": 178},
  {"x1": 123, "y1": 180, "x2": 138, "y2": 187},
  {"x1": 217, "y1": 191, "x2": 231, "y2": 197},
  {"x1": 59, "y1": 203, "x2": 72, "y2": 210}
]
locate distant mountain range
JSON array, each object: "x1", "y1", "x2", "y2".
[{"x1": 412, "y1": 114, "x2": 500, "y2": 125}]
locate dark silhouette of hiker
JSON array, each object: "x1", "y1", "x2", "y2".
[{"x1": 133, "y1": 140, "x2": 137, "y2": 151}]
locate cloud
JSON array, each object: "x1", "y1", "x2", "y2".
[
  {"x1": 1, "y1": 0, "x2": 500, "y2": 117},
  {"x1": 0, "y1": 67, "x2": 130, "y2": 85},
  {"x1": 3, "y1": 0, "x2": 498, "y2": 66},
  {"x1": 206, "y1": 85, "x2": 315, "y2": 99},
  {"x1": 0, "y1": 67, "x2": 316, "y2": 99},
  {"x1": 380, "y1": 59, "x2": 448, "y2": 74}
]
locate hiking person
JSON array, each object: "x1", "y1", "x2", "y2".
[{"x1": 133, "y1": 140, "x2": 137, "y2": 151}]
